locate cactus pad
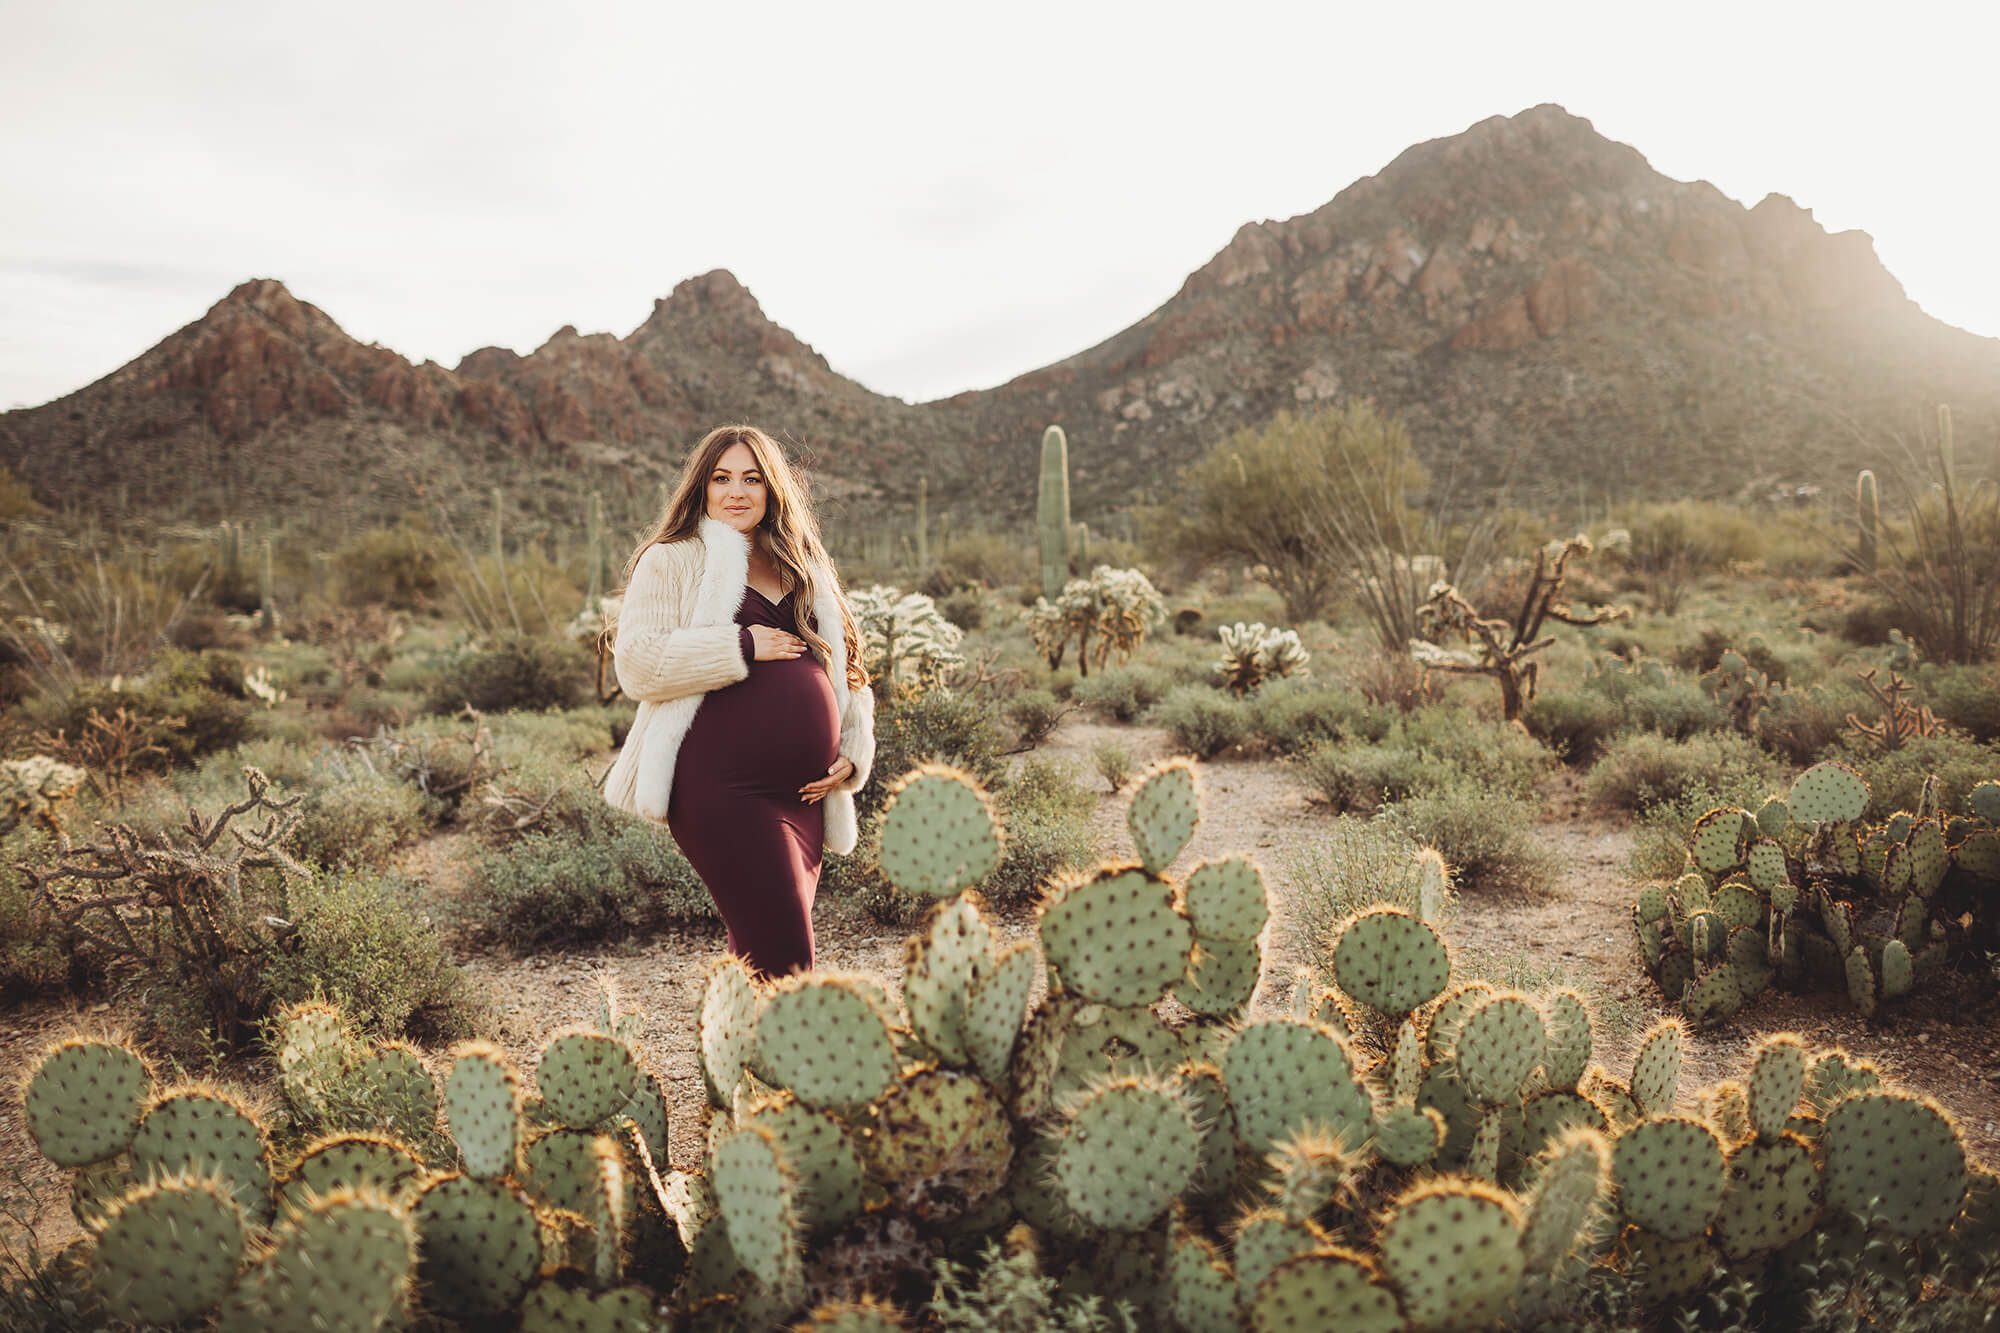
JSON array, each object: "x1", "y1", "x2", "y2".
[
  {"x1": 538, "y1": 1030, "x2": 642, "y2": 1129},
  {"x1": 275, "y1": 1001, "x2": 349, "y2": 1118},
  {"x1": 902, "y1": 894, "x2": 991, "y2": 1064},
  {"x1": 1331, "y1": 908, "x2": 1450, "y2": 1016},
  {"x1": 1379, "y1": 1179, "x2": 1524, "y2": 1330},
  {"x1": 699, "y1": 955, "x2": 765, "y2": 1107},
  {"x1": 1541, "y1": 990, "x2": 1594, "y2": 1092},
  {"x1": 130, "y1": 1087, "x2": 272, "y2": 1226},
  {"x1": 1249, "y1": 1249, "x2": 1404, "y2": 1333},
  {"x1": 414, "y1": 1174, "x2": 542, "y2": 1315},
  {"x1": 280, "y1": 1133, "x2": 425, "y2": 1214},
  {"x1": 756, "y1": 974, "x2": 900, "y2": 1109},
  {"x1": 1621, "y1": 1227, "x2": 1718, "y2": 1303},
  {"x1": 1375, "y1": 1104, "x2": 1445, "y2": 1168},
  {"x1": 1690, "y1": 808, "x2": 1749, "y2": 873},
  {"x1": 518, "y1": 1279, "x2": 661, "y2": 1332},
  {"x1": 340, "y1": 1042, "x2": 436, "y2": 1137},
  {"x1": 1166, "y1": 1229, "x2": 1236, "y2": 1333},
  {"x1": 70, "y1": 1153, "x2": 137, "y2": 1229},
  {"x1": 1128, "y1": 758, "x2": 1198, "y2": 873},
  {"x1": 744, "y1": 1095, "x2": 865, "y2": 1235},
  {"x1": 1630, "y1": 1021, "x2": 1684, "y2": 1116},
  {"x1": 1714, "y1": 1134, "x2": 1820, "y2": 1259},
  {"x1": 1233, "y1": 1209, "x2": 1328, "y2": 1304},
  {"x1": 1746, "y1": 839, "x2": 1787, "y2": 894},
  {"x1": 1613, "y1": 1115, "x2": 1727, "y2": 1240},
  {"x1": 1182, "y1": 855, "x2": 1269, "y2": 942},
  {"x1": 24, "y1": 1037, "x2": 150, "y2": 1167},
  {"x1": 1054, "y1": 1078, "x2": 1199, "y2": 1230},
  {"x1": 1755, "y1": 796, "x2": 1792, "y2": 838},
  {"x1": 963, "y1": 938, "x2": 1037, "y2": 1085},
  {"x1": 1425, "y1": 982, "x2": 1493, "y2": 1061},
  {"x1": 1745, "y1": 1035, "x2": 1806, "y2": 1142},
  {"x1": 221, "y1": 1189, "x2": 415, "y2": 1333},
  {"x1": 866, "y1": 1069, "x2": 1012, "y2": 1214},
  {"x1": 1180, "y1": 1062, "x2": 1238, "y2": 1199},
  {"x1": 444, "y1": 1042, "x2": 520, "y2": 1178},
  {"x1": 1038, "y1": 865, "x2": 1193, "y2": 1007},
  {"x1": 1789, "y1": 760, "x2": 1868, "y2": 824},
  {"x1": 711, "y1": 1125, "x2": 798, "y2": 1288},
  {"x1": 1223, "y1": 1017, "x2": 1372, "y2": 1152},
  {"x1": 91, "y1": 1176, "x2": 245, "y2": 1325},
  {"x1": 1175, "y1": 936, "x2": 1261, "y2": 1017},
  {"x1": 1523, "y1": 1128, "x2": 1610, "y2": 1274},
  {"x1": 1455, "y1": 994, "x2": 1547, "y2": 1105},
  {"x1": 1823, "y1": 1090, "x2": 1969, "y2": 1237},
  {"x1": 877, "y1": 764, "x2": 1003, "y2": 896}
]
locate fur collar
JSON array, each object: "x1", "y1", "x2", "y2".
[{"x1": 693, "y1": 515, "x2": 850, "y2": 710}]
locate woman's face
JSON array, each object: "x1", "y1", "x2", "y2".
[{"x1": 705, "y1": 440, "x2": 768, "y2": 533}]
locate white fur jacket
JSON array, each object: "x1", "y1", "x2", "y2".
[{"x1": 599, "y1": 515, "x2": 877, "y2": 855}]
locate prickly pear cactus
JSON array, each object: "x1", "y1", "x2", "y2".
[{"x1": 24, "y1": 1037, "x2": 151, "y2": 1168}]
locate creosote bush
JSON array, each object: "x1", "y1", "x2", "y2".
[
  {"x1": 425, "y1": 633, "x2": 586, "y2": 714},
  {"x1": 1146, "y1": 684, "x2": 1249, "y2": 758},
  {"x1": 1376, "y1": 779, "x2": 1560, "y2": 895},
  {"x1": 1585, "y1": 730, "x2": 1783, "y2": 813}
]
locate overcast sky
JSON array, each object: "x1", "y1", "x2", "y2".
[{"x1": 3, "y1": 1, "x2": 1994, "y2": 412}]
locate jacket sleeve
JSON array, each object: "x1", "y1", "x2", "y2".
[
  {"x1": 831, "y1": 682, "x2": 877, "y2": 793},
  {"x1": 612, "y1": 543, "x2": 751, "y2": 704}
]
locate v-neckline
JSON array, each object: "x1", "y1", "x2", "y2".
[{"x1": 747, "y1": 583, "x2": 788, "y2": 609}]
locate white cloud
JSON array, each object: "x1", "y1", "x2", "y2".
[{"x1": 2, "y1": 0, "x2": 1994, "y2": 410}]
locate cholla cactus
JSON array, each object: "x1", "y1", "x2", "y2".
[
  {"x1": 852, "y1": 585, "x2": 965, "y2": 697},
  {"x1": 243, "y1": 665, "x2": 287, "y2": 708},
  {"x1": 565, "y1": 594, "x2": 621, "y2": 647},
  {"x1": 1213, "y1": 622, "x2": 1310, "y2": 696},
  {"x1": 1, "y1": 754, "x2": 87, "y2": 834},
  {"x1": 1026, "y1": 565, "x2": 1165, "y2": 675}
]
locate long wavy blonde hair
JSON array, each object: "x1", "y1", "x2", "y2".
[{"x1": 615, "y1": 424, "x2": 868, "y2": 690}]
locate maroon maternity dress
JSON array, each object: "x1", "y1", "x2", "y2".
[{"x1": 666, "y1": 584, "x2": 840, "y2": 977}]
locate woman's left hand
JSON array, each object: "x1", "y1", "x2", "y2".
[{"x1": 799, "y1": 757, "x2": 857, "y2": 804}]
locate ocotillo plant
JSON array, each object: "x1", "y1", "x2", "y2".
[
  {"x1": 257, "y1": 536, "x2": 275, "y2": 633},
  {"x1": 1855, "y1": 468, "x2": 1879, "y2": 574},
  {"x1": 1038, "y1": 425, "x2": 1072, "y2": 600}
]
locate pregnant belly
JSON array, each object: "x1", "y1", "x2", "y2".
[{"x1": 680, "y1": 657, "x2": 840, "y2": 794}]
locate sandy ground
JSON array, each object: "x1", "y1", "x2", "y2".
[{"x1": 6, "y1": 717, "x2": 1998, "y2": 1262}]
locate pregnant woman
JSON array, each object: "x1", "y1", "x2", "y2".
[{"x1": 600, "y1": 424, "x2": 875, "y2": 977}]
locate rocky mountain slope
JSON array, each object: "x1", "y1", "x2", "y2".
[{"x1": 5, "y1": 104, "x2": 1994, "y2": 532}]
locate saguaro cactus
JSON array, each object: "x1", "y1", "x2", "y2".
[
  {"x1": 1855, "y1": 469, "x2": 1878, "y2": 574},
  {"x1": 257, "y1": 536, "x2": 275, "y2": 633},
  {"x1": 1038, "y1": 426, "x2": 1072, "y2": 601},
  {"x1": 916, "y1": 475, "x2": 929, "y2": 571}
]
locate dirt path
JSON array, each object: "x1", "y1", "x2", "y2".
[{"x1": 6, "y1": 718, "x2": 1999, "y2": 1261}]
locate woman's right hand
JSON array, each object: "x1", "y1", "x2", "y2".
[{"x1": 748, "y1": 624, "x2": 807, "y2": 661}]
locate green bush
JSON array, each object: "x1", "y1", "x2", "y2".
[
  {"x1": 1091, "y1": 738, "x2": 1134, "y2": 793},
  {"x1": 1296, "y1": 709, "x2": 1551, "y2": 811},
  {"x1": 1004, "y1": 688, "x2": 1068, "y2": 748},
  {"x1": 459, "y1": 794, "x2": 712, "y2": 950},
  {"x1": 1585, "y1": 731, "x2": 1782, "y2": 813},
  {"x1": 865, "y1": 690, "x2": 1006, "y2": 823},
  {"x1": 1147, "y1": 684, "x2": 1249, "y2": 759},
  {"x1": 426, "y1": 634, "x2": 586, "y2": 714},
  {"x1": 1522, "y1": 688, "x2": 1623, "y2": 764},
  {"x1": 981, "y1": 757, "x2": 1097, "y2": 908},
  {"x1": 32, "y1": 648, "x2": 254, "y2": 774},
  {"x1": 1579, "y1": 669, "x2": 1727, "y2": 740},
  {"x1": 1293, "y1": 740, "x2": 1440, "y2": 813},
  {"x1": 1282, "y1": 819, "x2": 1451, "y2": 970},
  {"x1": 265, "y1": 869, "x2": 480, "y2": 1042},
  {"x1": 329, "y1": 522, "x2": 448, "y2": 609},
  {"x1": 1756, "y1": 683, "x2": 1858, "y2": 767},
  {"x1": 291, "y1": 768, "x2": 429, "y2": 871},
  {"x1": 1852, "y1": 732, "x2": 2000, "y2": 821},
  {"x1": 1244, "y1": 678, "x2": 1382, "y2": 754},
  {"x1": 1625, "y1": 779, "x2": 1775, "y2": 883},
  {"x1": 1072, "y1": 664, "x2": 1173, "y2": 723},
  {"x1": 0, "y1": 827, "x2": 79, "y2": 997},
  {"x1": 1920, "y1": 665, "x2": 2000, "y2": 742},
  {"x1": 1376, "y1": 781, "x2": 1559, "y2": 896}
]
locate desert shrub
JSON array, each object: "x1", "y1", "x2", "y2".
[
  {"x1": 1615, "y1": 499, "x2": 1766, "y2": 613},
  {"x1": 1294, "y1": 739, "x2": 1441, "y2": 813},
  {"x1": 1523, "y1": 688, "x2": 1623, "y2": 764},
  {"x1": 1851, "y1": 732, "x2": 2000, "y2": 821},
  {"x1": 1837, "y1": 598, "x2": 1900, "y2": 647},
  {"x1": 936, "y1": 587, "x2": 986, "y2": 630},
  {"x1": 1585, "y1": 731, "x2": 1782, "y2": 813},
  {"x1": 1671, "y1": 626, "x2": 1792, "y2": 683},
  {"x1": 1347, "y1": 649, "x2": 1443, "y2": 712},
  {"x1": 0, "y1": 827, "x2": 79, "y2": 996},
  {"x1": 1757, "y1": 683, "x2": 1860, "y2": 767},
  {"x1": 865, "y1": 689, "x2": 1006, "y2": 823},
  {"x1": 1282, "y1": 819, "x2": 1453, "y2": 967},
  {"x1": 1376, "y1": 781, "x2": 1559, "y2": 896},
  {"x1": 425, "y1": 633, "x2": 586, "y2": 714},
  {"x1": 265, "y1": 868, "x2": 480, "y2": 1041},
  {"x1": 1245, "y1": 678, "x2": 1382, "y2": 753},
  {"x1": 460, "y1": 796, "x2": 712, "y2": 949},
  {"x1": 1091, "y1": 738, "x2": 1134, "y2": 793},
  {"x1": 980, "y1": 757, "x2": 1096, "y2": 908},
  {"x1": 1072, "y1": 664, "x2": 1173, "y2": 723},
  {"x1": 329, "y1": 522, "x2": 448, "y2": 609},
  {"x1": 931, "y1": 1240, "x2": 1130, "y2": 1333},
  {"x1": 1920, "y1": 664, "x2": 2000, "y2": 741},
  {"x1": 290, "y1": 768, "x2": 429, "y2": 871},
  {"x1": 928, "y1": 528, "x2": 1034, "y2": 591},
  {"x1": 1004, "y1": 688, "x2": 1069, "y2": 748},
  {"x1": 1147, "y1": 685, "x2": 1250, "y2": 759},
  {"x1": 31, "y1": 648, "x2": 254, "y2": 778},
  {"x1": 1579, "y1": 667, "x2": 1727, "y2": 740}
]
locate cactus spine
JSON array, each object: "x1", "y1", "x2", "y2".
[
  {"x1": 1855, "y1": 468, "x2": 1878, "y2": 574},
  {"x1": 1038, "y1": 425, "x2": 1072, "y2": 600}
]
